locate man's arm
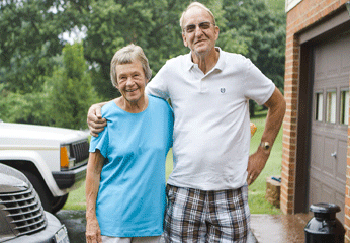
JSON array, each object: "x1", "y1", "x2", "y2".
[
  {"x1": 247, "y1": 87, "x2": 286, "y2": 185},
  {"x1": 87, "y1": 102, "x2": 108, "y2": 137},
  {"x1": 85, "y1": 151, "x2": 104, "y2": 243}
]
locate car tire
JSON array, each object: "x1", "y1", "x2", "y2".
[
  {"x1": 22, "y1": 170, "x2": 55, "y2": 213},
  {"x1": 52, "y1": 193, "x2": 69, "y2": 214}
]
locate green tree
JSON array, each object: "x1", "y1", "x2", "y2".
[
  {"x1": 0, "y1": 0, "x2": 88, "y2": 93},
  {"x1": 0, "y1": 85, "x2": 50, "y2": 124},
  {"x1": 45, "y1": 43, "x2": 99, "y2": 129},
  {"x1": 222, "y1": 0, "x2": 286, "y2": 91},
  {"x1": 0, "y1": 0, "x2": 286, "y2": 121},
  {"x1": 83, "y1": 0, "x2": 191, "y2": 100},
  {"x1": 1, "y1": 1, "x2": 62, "y2": 93},
  {"x1": 82, "y1": 0, "x2": 251, "y2": 100},
  {"x1": 0, "y1": 43, "x2": 99, "y2": 129},
  {"x1": 221, "y1": 0, "x2": 286, "y2": 116}
]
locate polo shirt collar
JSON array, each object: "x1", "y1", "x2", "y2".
[{"x1": 185, "y1": 47, "x2": 226, "y2": 72}]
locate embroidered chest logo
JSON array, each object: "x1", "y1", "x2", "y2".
[{"x1": 221, "y1": 88, "x2": 226, "y2": 93}]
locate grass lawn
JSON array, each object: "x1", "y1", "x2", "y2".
[
  {"x1": 248, "y1": 109, "x2": 282, "y2": 214},
  {"x1": 64, "y1": 108, "x2": 282, "y2": 215}
]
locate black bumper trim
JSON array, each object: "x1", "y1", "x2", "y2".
[{"x1": 52, "y1": 163, "x2": 87, "y2": 189}]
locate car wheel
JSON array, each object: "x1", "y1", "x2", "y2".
[
  {"x1": 22, "y1": 170, "x2": 54, "y2": 213},
  {"x1": 52, "y1": 193, "x2": 69, "y2": 214}
]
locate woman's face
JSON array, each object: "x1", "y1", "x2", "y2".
[{"x1": 114, "y1": 60, "x2": 148, "y2": 105}]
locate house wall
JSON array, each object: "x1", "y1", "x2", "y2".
[{"x1": 282, "y1": 0, "x2": 350, "y2": 239}]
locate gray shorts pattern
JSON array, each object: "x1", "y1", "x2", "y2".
[{"x1": 164, "y1": 184, "x2": 250, "y2": 243}]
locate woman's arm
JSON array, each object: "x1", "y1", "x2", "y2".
[{"x1": 85, "y1": 151, "x2": 104, "y2": 243}]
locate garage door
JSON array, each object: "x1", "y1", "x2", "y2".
[{"x1": 309, "y1": 32, "x2": 350, "y2": 224}]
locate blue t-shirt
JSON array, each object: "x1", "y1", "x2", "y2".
[{"x1": 89, "y1": 95, "x2": 174, "y2": 237}]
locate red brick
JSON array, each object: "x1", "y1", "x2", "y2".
[{"x1": 282, "y1": 0, "x2": 350, "y2": 216}]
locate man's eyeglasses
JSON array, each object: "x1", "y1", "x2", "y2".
[{"x1": 183, "y1": 21, "x2": 214, "y2": 33}]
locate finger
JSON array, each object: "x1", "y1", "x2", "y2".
[
  {"x1": 88, "y1": 116, "x2": 105, "y2": 124},
  {"x1": 247, "y1": 174, "x2": 254, "y2": 185},
  {"x1": 97, "y1": 233, "x2": 102, "y2": 243},
  {"x1": 87, "y1": 121, "x2": 107, "y2": 135},
  {"x1": 94, "y1": 118, "x2": 107, "y2": 126},
  {"x1": 90, "y1": 131, "x2": 99, "y2": 137},
  {"x1": 90, "y1": 127, "x2": 105, "y2": 137},
  {"x1": 95, "y1": 107, "x2": 102, "y2": 119},
  {"x1": 86, "y1": 234, "x2": 95, "y2": 243},
  {"x1": 87, "y1": 109, "x2": 104, "y2": 124},
  {"x1": 88, "y1": 120, "x2": 104, "y2": 129},
  {"x1": 87, "y1": 114, "x2": 105, "y2": 125}
]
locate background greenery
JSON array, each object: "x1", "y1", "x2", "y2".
[
  {"x1": 64, "y1": 108, "x2": 282, "y2": 214},
  {"x1": 1, "y1": 0, "x2": 286, "y2": 129},
  {"x1": 1, "y1": 0, "x2": 285, "y2": 213},
  {"x1": 248, "y1": 109, "x2": 282, "y2": 214}
]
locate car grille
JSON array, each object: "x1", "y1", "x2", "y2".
[
  {"x1": 71, "y1": 140, "x2": 89, "y2": 165},
  {"x1": 0, "y1": 185, "x2": 47, "y2": 237}
]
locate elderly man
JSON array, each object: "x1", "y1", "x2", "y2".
[{"x1": 87, "y1": 2, "x2": 285, "y2": 242}]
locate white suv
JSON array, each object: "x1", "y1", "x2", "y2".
[{"x1": 0, "y1": 122, "x2": 89, "y2": 214}]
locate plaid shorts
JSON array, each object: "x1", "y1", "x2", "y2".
[{"x1": 164, "y1": 184, "x2": 250, "y2": 243}]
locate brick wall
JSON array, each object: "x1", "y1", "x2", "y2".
[{"x1": 282, "y1": 0, "x2": 349, "y2": 234}]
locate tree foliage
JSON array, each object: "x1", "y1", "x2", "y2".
[
  {"x1": 0, "y1": 43, "x2": 99, "y2": 129},
  {"x1": 222, "y1": 0, "x2": 286, "y2": 91},
  {"x1": 83, "y1": 0, "x2": 192, "y2": 99},
  {"x1": 1, "y1": 0, "x2": 70, "y2": 93},
  {"x1": 44, "y1": 43, "x2": 99, "y2": 129},
  {"x1": 0, "y1": 0, "x2": 286, "y2": 125}
]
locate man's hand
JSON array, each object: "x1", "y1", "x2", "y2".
[
  {"x1": 87, "y1": 103, "x2": 107, "y2": 137},
  {"x1": 247, "y1": 87, "x2": 285, "y2": 185},
  {"x1": 247, "y1": 150, "x2": 269, "y2": 185},
  {"x1": 86, "y1": 218, "x2": 102, "y2": 243}
]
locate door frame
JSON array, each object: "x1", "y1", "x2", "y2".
[{"x1": 294, "y1": 7, "x2": 350, "y2": 213}]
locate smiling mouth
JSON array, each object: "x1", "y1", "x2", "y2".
[
  {"x1": 126, "y1": 88, "x2": 138, "y2": 92},
  {"x1": 195, "y1": 39, "x2": 206, "y2": 45}
]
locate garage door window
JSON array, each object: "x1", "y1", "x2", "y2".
[
  {"x1": 341, "y1": 89, "x2": 349, "y2": 125},
  {"x1": 326, "y1": 91, "x2": 336, "y2": 124},
  {"x1": 315, "y1": 92, "x2": 323, "y2": 121}
]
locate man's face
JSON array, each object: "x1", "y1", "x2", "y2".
[
  {"x1": 115, "y1": 60, "x2": 148, "y2": 104},
  {"x1": 182, "y1": 6, "x2": 219, "y2": 57}
]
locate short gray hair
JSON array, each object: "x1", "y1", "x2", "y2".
[
  {"x1": 110, "y1": 44, "x2": 152, "y2": 87},
  {"x1": 179, "y1": 2, "x2": 216, "y2": 30}
]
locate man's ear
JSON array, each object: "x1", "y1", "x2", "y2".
[
  {"x1": 214, "y1": 26, "x2": 220, "y2": 40},
  {"x1": 182, "y1": 32, "x2": 188, "y2": 47}
]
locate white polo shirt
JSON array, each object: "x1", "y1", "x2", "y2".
[{"x1": 146, "y1": 48, "x2": 275, "y2": 190}]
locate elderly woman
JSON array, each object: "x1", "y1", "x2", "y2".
[{"x1": 85, "y1": 44, "x2": 173, "y2": 243}]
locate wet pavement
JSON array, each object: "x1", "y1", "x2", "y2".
[
  {"x1": 56, "y1": 210, "x2": 87, "y2": 243},
  {"x1": 250, "y1": 214, "x2": 313, "y2": 243},
  {"x1": 56, "y1": 210, "x2": 311, "y2": 242}
]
